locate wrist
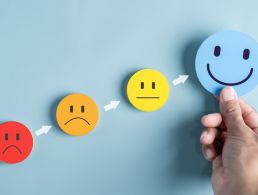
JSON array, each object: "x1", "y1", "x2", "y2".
[{"x1": 226, "y1": 180, "x2": 258, "y2": 195}]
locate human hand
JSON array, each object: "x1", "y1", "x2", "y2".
[{"x1": 200, "y1": 86, "x2": 258, "y2": 195}]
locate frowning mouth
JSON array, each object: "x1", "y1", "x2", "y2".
[
  {"x1": 2, "y1": 145, "x2": 22, "y2": 155},
  {"x1": 64, "y1": 117, "x2": 90, "y2": 125},
  {"x1": 207, "y1": 63, "x2": 253, "y2": 86}
]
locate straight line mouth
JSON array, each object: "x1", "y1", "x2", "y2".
[
  {"x1": 136, "y1": 97, "x2": 160, "y2": 99},
  {"x1": 207, "y1": 63, "x2": 253, "y2": 86}
]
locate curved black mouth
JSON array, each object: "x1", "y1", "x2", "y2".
[
  {"x1": 2, "y1": 145, "x2": 22, "y2": 155},
  {"x1": 64, "y1": 117, "x2": 90, "y2": 126},
  {"x1": 207, "y1": 63, "x2": 253, "y2": 86}
]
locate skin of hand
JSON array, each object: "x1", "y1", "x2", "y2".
[{"x1": 200, "y1": 86, "x2": 258, "y2": 195}]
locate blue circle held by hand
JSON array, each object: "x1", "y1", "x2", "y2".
[{"x1": 195, "y1": 30, "x2": 258, "y2": 96}]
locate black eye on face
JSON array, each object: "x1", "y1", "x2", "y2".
[
  {"x1": 70, "y1": 105, "x2": 73, "y2": 113},
  {"x1": 140, "y1": 82, "x2": 144, "y2": 89},
  {"x1": 81, "y1": 105, "x2": 85, "y2": 113},
  {"x1": 5, "y1": 133, "x2": 8, "y2": 141},
  {"x1": 214, "y1": 46, "x2": 221, "y2": 57},
  {"x1": 243, "y1": 49, "x2": 250, "y2": 60},
  {"x1": 152, "y1": 82, "x2": 156, "y2": 89},
  {"x1": 16, "y1": 133, "x2": 20, "y2": 141}
]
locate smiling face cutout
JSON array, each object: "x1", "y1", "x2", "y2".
[
  {"x1": 0, "y1": 121, "x2": 33, "y2": 164},
  {"x1": 195, "y1": 30, "x2": 258, "y2": 96},
  {"x1": 127, "y1": 69, "x2": 170, "y2": 112},
  {"x1": 56, "y1": 94, "x2": 99, "y2": 136}
]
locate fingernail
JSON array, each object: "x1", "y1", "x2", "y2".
[
  {"x1": 200, "y1": 131, "x2": 207, "y2": 142},
  {"x1": 222, "y1": 87, "x2": 237, "y2": 102}
]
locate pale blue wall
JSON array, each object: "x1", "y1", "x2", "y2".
[{"x1": 0, "y1": 0, "x2": 257, "y2": 194}]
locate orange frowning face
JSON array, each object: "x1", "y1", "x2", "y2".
[{"x1": 56, "y1": 94, "x2": 99, "y2": 136}]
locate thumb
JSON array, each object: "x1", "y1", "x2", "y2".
[{"x1": 220, "y1": 87, "x2": 245, "y2": 133}]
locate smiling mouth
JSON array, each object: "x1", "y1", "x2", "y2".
[
  {"x1": 207, "y1": 63, "x2": 253, "y2": 86},
  {"x1": 2, "y1": 145, "x2": 22, "y2": 155},
  {"x1": 136, "y1": 97, "x2": 160, "y2": 99},
  {"x1": 64, "y1": 117, "x2": 90, "y2": 126}
]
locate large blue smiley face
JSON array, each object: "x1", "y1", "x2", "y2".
[{"x1": 195, "y1": 30, "x2": 258, "y2": 96}]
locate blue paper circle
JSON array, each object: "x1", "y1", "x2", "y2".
[{"x1": 195, "y1": 30, "x2": 258, "y2": 96}]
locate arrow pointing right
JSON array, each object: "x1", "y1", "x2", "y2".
[
  {"x1": 35, "y1": 125, "x2": 52, "y2": 136},
  {"x1": 104, "y1": 101, "x2": 120, "y2": 112},
  {"x1": 172, "y1": 75, "x2": 189, "y2": 86}
]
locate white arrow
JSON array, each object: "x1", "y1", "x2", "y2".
[
  {"x1": 172, "y1": 75, "x2": 189, "y2": 86},
  {"x1": 35, "y1": 125, "x2": 52, "y2": 136},
  {"x1": 104, "y1": 101, "x2": 120, "y2": 111}
]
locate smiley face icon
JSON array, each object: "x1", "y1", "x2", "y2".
[
  {"x1": 0, "y1": 121, "x2": 33, "y2": 164},
  {"x1": 127, "y1": 69, "x2": 170, "y2": 112},
  {"x1": 195, "y1": 30, "x2": 258, "y2": 96},
  {"x1": 56, "y1": 94, "x2": 99, "y2": 136}
]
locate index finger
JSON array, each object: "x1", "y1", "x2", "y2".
[{"x1": 201, "y1": 113, "x2": 222, "y2": 128}]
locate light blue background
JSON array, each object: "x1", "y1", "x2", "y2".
[{"x1": 0, "y1": 1, "x2": 258, "y2": 195}]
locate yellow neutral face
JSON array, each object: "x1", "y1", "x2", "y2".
[
  {"x1": 56, "y1": 94, "x2": 99, "y2": 136},
  {"x1": 127, "y1": 69, "x2": 170, "y2": 112}
]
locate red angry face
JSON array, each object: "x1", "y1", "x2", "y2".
[{"x1": 0, "y1": 121, "x2": 33, "y2": 164}]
